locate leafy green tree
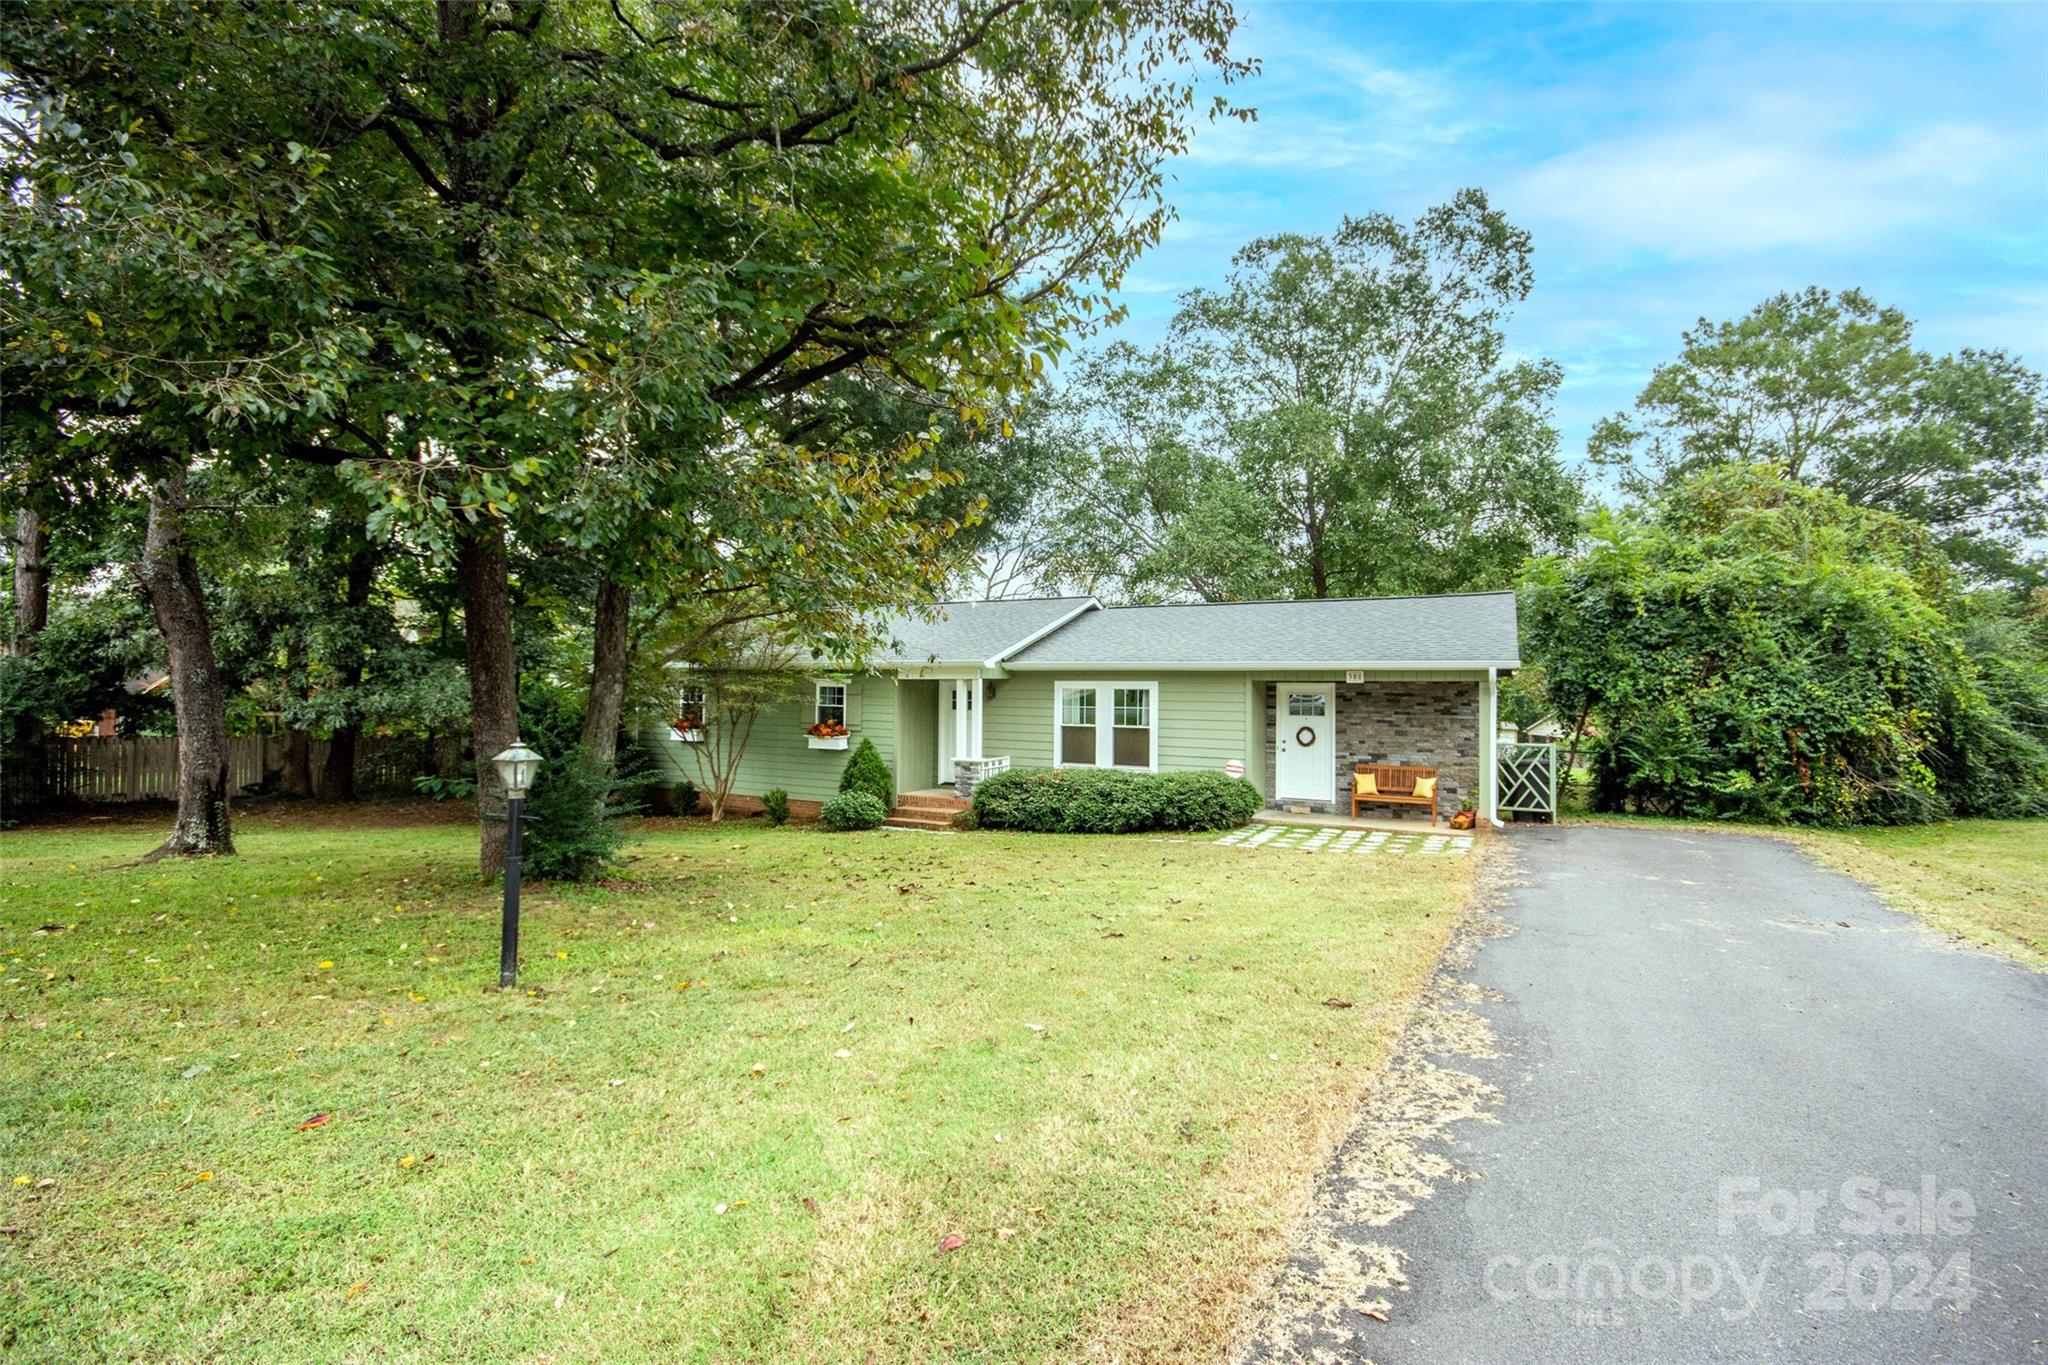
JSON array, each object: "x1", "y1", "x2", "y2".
[
  {"x1": 3, "y1": 0, "x2": 1250, "y2": 871},
  {"x1": 1522, "y1": 465, "x2": 2048, "y2": 824},
  {"x1": 1590, "y1": 287, "x2": 2048, "y2": 585},
  {"x1": 1035, "y1": 193, "x2": 1584, "y2": 602}
]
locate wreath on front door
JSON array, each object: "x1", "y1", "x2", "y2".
[{"x1": 1295, "y1": 725, "x2": 1317, "y2": 748}]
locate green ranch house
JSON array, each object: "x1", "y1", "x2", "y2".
[{"x1": 649, "y1": 592, "x2": 1521, "y2": 829}]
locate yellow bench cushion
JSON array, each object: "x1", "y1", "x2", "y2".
[
  {"x1": 1412, "y1": 776, "x2": 1436, "y2": 799},
  {"x1": 1355, "y1": 771, "x2": 1378, "y2": 796}
]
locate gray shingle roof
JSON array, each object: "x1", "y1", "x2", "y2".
[
  {"x1": 1003, "y1": 592, "x2": 1519, "y2": 669},
  {"x1": 869, "y1": 596, "x2": 1097, "y2": 666}
]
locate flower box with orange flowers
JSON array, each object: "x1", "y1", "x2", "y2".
[{"x1": 805, "y1": 718, "x2": 849, "y2": 749}]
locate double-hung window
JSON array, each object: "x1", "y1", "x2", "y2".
[
  {"x1": 1054, "y1": 681, "x2": 1157, "y2": 771},
  {"x1": 815, "y1": 682, "x2": 847, "y2": 729},
  {"x1": 672, "y1": 684, "x2": 707, "y2": 741}
]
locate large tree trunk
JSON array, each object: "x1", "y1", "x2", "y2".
[
  {"x1": 5, "y1": 508, "x2": 53, "y2": 815},
  {"x1": 11, "y1": 507, "x2": 49, "y2": 653},
  {"x1": 578, "y1": 575, "x2": 631, "y2": 769},
  {"x1": 277, "y1": 635, "x2": 316, "y2": 798},
  {"x1": 457, "y1": 524, "x2": 519, "y2": 877},
  {"x1": 137, "y1": 467, "x2": 234, "y2": 857},
  {"x1": 279, "y1": 732, "x2": 315, "y2": 798},
  {"x1": 317, "y1": 538, "x2": 376, "y2": 801}
]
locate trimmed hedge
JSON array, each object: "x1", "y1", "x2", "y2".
[
  {"x1": 972, "y1": 767, "x2": 1262, "y2": 833},
  {"x1": 818, "y1": 790, "x2": 888, "y2": 831}
]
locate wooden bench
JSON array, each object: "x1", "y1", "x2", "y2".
[{"x1": 1351, "y1": 763, "x2": 1439, "y2": 825}]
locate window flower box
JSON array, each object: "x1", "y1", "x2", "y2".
[{"x1": 806, "y1": 718, "x2": 849, "y2": 749}]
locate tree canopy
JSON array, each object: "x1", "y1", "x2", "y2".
[
  {"x1": 1022, "y1": 192, "x2": 1584, "y2": 602},
  {"x1": 1590, "y1": 287, "x2": 2048, "y2": 586},
  {"x1": 1, "y1": 0, "x2": 1251, "y2": 864}
]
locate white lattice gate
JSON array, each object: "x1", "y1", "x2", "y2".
[{"x1": 1497, "y1": 742, "x2": 1558, "y2": 821}]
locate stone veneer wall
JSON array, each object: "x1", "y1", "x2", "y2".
[{"x1": 1263, "y1": 681, "x2": 1480, "y2": 820}]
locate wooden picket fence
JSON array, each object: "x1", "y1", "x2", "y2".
[
  {"x1": 21, "y1": 734, "x2": 417, "y2": 805},
  {"x1": 39, "y1": 735, "x2": 278, "y2": 802}
]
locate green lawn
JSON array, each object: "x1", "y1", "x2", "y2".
[
  {"x1": 0, "y1": 806, "x2": 1472, "y2": 1362},
  {"x1": 1792, "y1": 820, "x2": 2048, "y2": 969}
]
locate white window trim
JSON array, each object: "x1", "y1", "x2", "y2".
[
  {"x1": 814, "y1": 680, "x2": 848, "y2": 728},
  {"x1": 1051, "y1": 680, "x2": 1158, "y2": 772},
  {"x1": 671, "y1": 684, "x2": 708, "y2": 742}
]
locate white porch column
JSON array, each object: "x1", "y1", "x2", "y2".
[
  {"x1": 970, "y1": 675, "x2": 984, "y2": 759},
  {"x1": 953, "y1": 678, "x2": 970, "y2": 766},
  {"x1": 1484, "y1": 667, "x2": 1501, "y2": 828}
]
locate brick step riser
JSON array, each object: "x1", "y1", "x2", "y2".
[{"x1": 895, "y1": 798, "x2": 970, "y2": 813}]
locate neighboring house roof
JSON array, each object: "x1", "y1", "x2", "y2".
[
  {"x1": 870, "y1": 595, "x2": 1099, "y2": 667},
  {"x1": 1002, "y1": 591, "x2": 1520, "y2": 670}
]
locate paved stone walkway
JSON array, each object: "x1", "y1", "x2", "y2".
[{"x1": 1215, "y1": 823, "x2": 1474, "y2": 855}]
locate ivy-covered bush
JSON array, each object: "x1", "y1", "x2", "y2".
[
  {"x1": 1523, "y1": 466, "x2": 2048, "y2": 824},
  {"x1": 819, "y1": 790, "x2": 888, "y2": 831},
  {"x1": 838, "y1": 737, "x2": 895, "y2": 809},
  {"x1": 973, "y1": 767, "x2": 1261, "y2": 833}
]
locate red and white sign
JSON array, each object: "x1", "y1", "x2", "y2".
[{"x1": 1223, "y1": 759, "x2": 1246, "y2": 778}]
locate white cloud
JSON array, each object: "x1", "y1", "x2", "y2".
[
  {"x1": 1180, "y1": 7, "x2": 1480, "y2": 171},
  {"x1": 1505, "y1": 111, "x2": 2031, "y2": 260}
]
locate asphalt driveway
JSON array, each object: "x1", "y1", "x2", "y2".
[{"x1": 1250, "y1": 824, "x2": 2048, "y2": 1363}]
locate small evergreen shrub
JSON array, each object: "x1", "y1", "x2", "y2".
[
  {"x1": 973, "y1": 768, "x2": 1260, "y2": 833},
  {"x1": 520, "y1": 752, "x2": 637, "y2": 880},
  {"x1": 667, "y1": 777, "x2": 700, "y2": 816},
  {"x1": 819, "y1": 790, "x2": 887, "y2": 831},
  {"x1": 761, "y1": 788, "x2": 791, "y2": 826},
  {"x1": 838, "y1": 737, "x2": 895, "y2": 809}
]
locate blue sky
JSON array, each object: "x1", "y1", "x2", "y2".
[{"x1": 1095, "y1": 1, "x2": 2048, "y2": 465}]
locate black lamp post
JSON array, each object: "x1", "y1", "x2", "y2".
[{"x1": 492, "y1": 742, "x2": 542, "y2": 989}]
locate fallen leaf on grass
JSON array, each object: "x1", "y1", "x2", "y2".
[
  {"x1": 1359, "y1": 1306, "x2": 1388, "y2": 1323},
  {"x1": 803, "y1": 1196, "x2": 820, "y2": 1216},
  {"x1": 397, "y1": 1156, "x2": 416, "y2": 1169},
  {"x1": 937, "y1": 1234, "x2": 965, "y2": 1253},
  {"x1": 346, "y1": 1281, "x2": 367, "y2": 1300},
  {"x1": 298, "y1": 1114, "x2": 331, "y2": 1131},
  {"x1": 1322, "y1": 997, "x2": 1355, "y2": 1009}
]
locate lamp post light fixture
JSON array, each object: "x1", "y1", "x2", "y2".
[{"x1": 491, "y1": 742, "x2": 543, "y2": 989}]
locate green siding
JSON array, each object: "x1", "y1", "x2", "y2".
[
  {"x1": 895, "y1": 680, "x2": 939, "y2": 791},
  {"x1": 980, "y1": 671, "x2": 1255, "y2": 774},
  {"x1": 648, "y1": 675, "x2": 900, "y2": 805},
  {"x1": 645, "y1": 666, "x2": 1486, "y2": 801}
]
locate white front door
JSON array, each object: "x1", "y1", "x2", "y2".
[{"x1": 1275, "y1": 686, "x2": 1335, "y2": 802}]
